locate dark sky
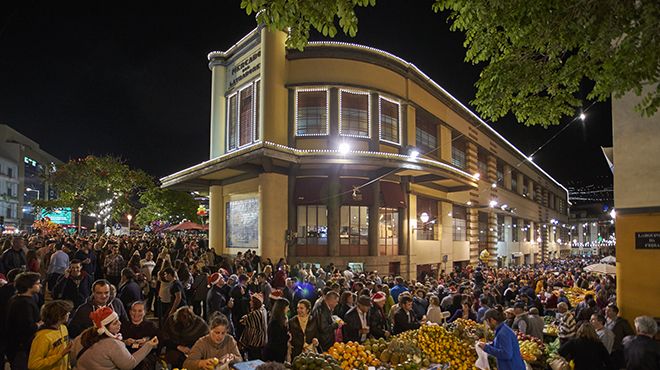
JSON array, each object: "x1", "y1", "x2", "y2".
[{"x1": 1, "y1": 1, "x2": 612, "y2": 192}]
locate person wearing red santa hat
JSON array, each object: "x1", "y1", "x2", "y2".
[
  {"x1": 368, "y1": 291, "x2": 391, "y2": 339},
  {"x1": 70, "y1": 306, "x2": 158, "y2": 370}
]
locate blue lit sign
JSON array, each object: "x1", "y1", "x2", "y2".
[{"x1": 40, "y1": 208, "x2": 73, "y2": 224}]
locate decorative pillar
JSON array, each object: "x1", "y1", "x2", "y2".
[
  {"x1": 209, "y1": 185, "x2": 224, "y2": 255},
  {"x1": 487, "y1": 212, "x2": 498, "y2": 266},
  {"x1": 259, "y1": 173, "x2": 289, "y2": 260},
  {"x1": 287, "y1": 170, "x2": 297, "y2": 258},
  {"x1": 368, "y1": 180, "x2": 380, "y2": 256},
  {"x1": 327, "y1": 166, "x2": 341, "y2": 257},
  {"x1": 399, "y1": 177, "x2": 410, "y2": 256},
  {"x1": 468, "y1": 208, "x2": 479, "y2": 264},
  {"x1": 439, "y1": 125, "x2": 452, "y2": 163}
]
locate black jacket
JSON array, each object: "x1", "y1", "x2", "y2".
[
  {"x1": 312, "y1": 302, "x2": 338, "y2": 352},
  {"x1": 52, "y1": 272, "x2": 93, "y2": 308},
  {"x1": 624, "y1": 335, "x2": 660, "y2": 370},
  {"x1": 118, "y1": 279, "x2": 143, "y2": 311},
  {"x1": 68, "y1": 297, "x2": 128, "y2": 338},
  {"x1": 342, "y1": 306, "x2": 369, "y2": 343},
  {"x1": 558, "y1": 337, "x2": 611, "y2": 370},
  {"x1": 263, "y1": 320, "x2": 288, "y2": 362},
  {"x1": 5, "y1": 294, "x2": 40, "y2": 353},
  {"x1": 288, "y1": 315, "x2": 317, "y2": 359},
  {"x1": 392, "y1": 308, "x2": 420, "y2": 335},
  {"x1": 368, "y1": 306, "x2": 390, "y2": 339}
]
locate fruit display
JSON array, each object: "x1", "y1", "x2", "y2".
[
  {"x1": 291, "y1": 352, "x2": 342, "y2": 370},
  {"x1": 416, "y1": 324, "x2": 477, "y2": 370},
  {"x1": 562, "y1": 287, "x2": 596, "y2": 307},
  {"x1": 326, "y1": 341, "x2": 381, "y2": 370},
  {"x1": 446, "y1": 319, "x2": 493, "y2": 342},
  {"x1": 543, "y1": 323, "x2": 559, "y2": 336},
  {"x1": 363, "y1": 337, "x2": 389, "y2": 359},
  {"x1": 519, "y1": 339, "x2": 543, "y2": 363},
  {"x1": 378, "y1": 338, "x2": 428, "y2": 369}
]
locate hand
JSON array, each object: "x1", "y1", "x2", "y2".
[
  {"x1": 478, "y1": 342, "x2": 486, "y2": 350},
  {"x1": 148, "y1": 336, "x2": 159, "y2": 347},
  {"x1": 359, "y1": 328, "x2": 369, "y2": 334},
  {"x1": 125, "y1": 338, "x2": 136, "y2": 346},
  {"x1": 198, "y1": 358, "x2": 216, "y2": 370},
  {"x1": 177, "y1": 345, "x2": 191, "y2": 354}
]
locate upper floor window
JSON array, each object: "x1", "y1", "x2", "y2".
[
  {"x1": 452, "y1": 205, "x2": 467, "y2": 241},
  {"x1": 496, "y1": 160, "x2": 504, "y2": 182},
  {"x1": 415, "y1": 109, "x2": 438, "y2": 157},
  {"x1": 340, "y1": 90, "x2": 370, "y2": 137},
  {"x1": 417, "y1": 196, "x2": 438, "y2": 240},
  {"x1": 296, "y1": 89, "x2": 328, "y2": 136},
  {"x1": 452, "y1": 134, "x2": 467, "y2": 170},
  {"x1": 227, "y1": 80, "x2": 260, "y2": 152},
  {"x1": 379, "y1": 97, "x2": 400, "y2": 144},
  {"x1": 511, "y1": 169, "x2": 519, "y2": 192},
  {"x1": 477, "y1": 149, "x2": 488, "y2": 179}
]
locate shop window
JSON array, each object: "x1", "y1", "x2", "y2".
[
  {"x1": 378, "y1": 208, "x2": 399, "y2": 252},
  {"x1": 497, "y1": 215, "x2": 505, "y2": 242},
  {"x1": 296, "y1": 205, "x2": 328, "y2": 245},
  {"x1": 7, "y1": 167, "x2": 12, "y2": 178},
  {"x1": 452, "y1": 135, "x2": 467, "y2": 170},
  {"x1": 296, "y1": 89, "x2": 328, "y2": 136},
  {"x1": 452, "y1": 205, "x2": 467, "y2": 241},
  {"x1": 340, "y1": 90, "x2": 370, "y2": 137},
  {"x1": 340, "y1": 206, "x2": 369, "y2": 246},
  {"x1": 415, "y1": 109, "x2": 438, "y2": 157},
  {"x1": 379, "y1": 97, "x2": 400, "y2": 144},
  {"x1": 523, "y1": 220, "x2": 532, "y2": 242},
  {"x1": 226, "y1": 80, "x2": 260, "y2": 152},
  {"x1": 416, "y1": 197, "x2": 438, "y2": 240},
  {"x1": 512, "y1": 217, "x2": 519, "y2": 242}
]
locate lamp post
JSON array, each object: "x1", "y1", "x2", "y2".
[
  {"x1": 25, "y1": 187, "x2": 40, "y2": 200},
  {"x1": 127, "y1": 214, "x2": 132, "y2": 235},
  {"x1": 77, "y1": 206, "x2": 83, "y2": 234}
]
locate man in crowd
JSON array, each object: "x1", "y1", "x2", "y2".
[
  {"x1": 256, "y1": 272, "x2": 273, "y2": 310},
  {"x1": 104, "y1": 244, "x2": 125, "y2": 287},
  {"x1": 312, "y1": 290, "x2": 340, "y2": 352},
  {"x1": 206, "y1": 272, "x2": 233, "y2": 323},
  {"x1": 557, "y1": 302, "x2": 576, "y2": 345},
  {"x1": 590, "y1": 313, "x2": 615, "y2": 354},
  {"x1": 5, "y1": 272, "x2": 41, "y2": 370},
  {"x1": 389, "y1": 276, "x2": 408, "y2": 303},
  {"x1": 623, "y1": 315, "x2": 660, "y2": 370},
  {"x1": 605, "y1": 303, "x2": 635, "y2": 368},
  {"x1": 46, "y1": 242, "x2": 69, "y2": 292},
  {"x1": 1, "y1": 237, "x2": 26, "y2": 274},
  {"x1": 74, "y1": 239, "x2": 97, "y2": 280},
  {"x1": 68, "y1": 279, "x2": 128, "y2": 338},
  {"x1": 343, "y1": 295, "x2": 371, "y2": 343},
  {"x1": 230, "y1": 274, "x2": 251, "y2": 339},
  {"x1": 511, "y1": 302, "x2": 530, "y2": 335},
  {"x1": 527, "y1": 307, "x2": 545, "y2": 340},
  {"x1": 53, "y1": 259, "x2": 93, "y2": 308},
  {"x1": 393, "y1": 295, "x2": 420, "y2": 335}
]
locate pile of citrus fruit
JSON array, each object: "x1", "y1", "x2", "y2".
[
  {"x1": 292, "y1": 352, "x2": 342, "y2": 370},
  {"x1": 326, "y1": 341, "x2": 380, "y2": 370},
  {"x1": 416, "y1": 324, "x2": 477, "y2": 370}
]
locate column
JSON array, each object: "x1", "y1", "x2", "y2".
[
  {"x1": 259, "y1": 173, "x2": 289, "y2": 260},
  {"x1": 487, "y1": 154, "x2": 498, "y2": 184},
  {"x1": 487, "y1": 212, "x2": 498, "y2": 266},
  {"x1": 439, "y1": 125, "x2": 452, "y2": 163},
  {"x1": 209, "y1": 185, "x2": 224, "y2": 255},
  {"x1": 327, "y1": 167, "x2": 341, "y2": 257},
  {"x1": 287, "y1": 171, "x2": 297, "y2": 258},
  {"x1": 541, "y1": 222, "x2": 549, "y2": 262},
  {"x1": 517, "y1": 172, "x2": 524, "y2": 195},
  {"x1": 399, "y1": 177, "x2": 410, "y2": 256},
  {"x1": 466, "y1": 141, "x2": 478, "y2": 178},
  {"x1": 527, "y1": 178, "x2": 535, "y2": 201},
  {"x1": 468, "y1": 208, "x2": 479, "y2": 264},
  {"x1": 368, "y1": 181, "x2": 380, "y2": 256},
  {"x1": 370, "y1": 92, "x2": 380, "y2": 151},
  {"x1": 209, "y1": 63, "x2": 227, "y2": 158},
  {"x1": 260, "y1": 28, "x2": 288, "y2": 145}
]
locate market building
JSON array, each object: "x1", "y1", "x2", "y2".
[
  {"x1": 161, "y1": 26, "x2": 569, "y2": 278},
  {"x1": 0, "y1": 124, "x2": 62, "y2": 232}
]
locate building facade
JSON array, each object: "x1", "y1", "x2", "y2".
[
  {"x1": 0, "y1": 125, "x2": 61, "y2": 232},
  {"x1": 162, "y1": 26, "x2": 569, "y2": 278}
]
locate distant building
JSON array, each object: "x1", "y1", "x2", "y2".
[
  {"x1": 161, "y1": 25, "x2": 569, "y2": 278},
  {"x1": 0, "y1": 125, "x2": 62, "y2": 232},
  {"x1": 567, "y1": 202, "x2": 615, "y2": 256}
]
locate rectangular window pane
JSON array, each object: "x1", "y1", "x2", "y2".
[
  {"x1": 415, "y1": 110, "x2": 438, "y2": 156},
  {"x1": 379, "y1": 208, "x2": 398, "y2": 248},
  {"x1": 512, "y1": 217, "x2": 519, "y2": 242},
  {"x1": 452, "y1": 135, "x2": 467, "y2": 169},
  {"x1": 497, "y1": 215, "x2": 505, "y2": 242},
  {"x1": 297, "y1": 90, "x2": 328, "y2": 135},
  {"x1": 340, "y1": 206, "x2": 349, "y2": 245},
  {"x1": 340, "y1": 91, "x2": 369, "y2": 137},
  {"x1": 452, "y1": 205, "x2": 467, "y2": 241},
  {"x1": 239, "y1": 85, "x2": 254, "y2": 146},
  {"x1": 511, "y1": 170, "x2": 518, "y2": 192},
  {"x1": 417, "y1": 197, "x2": 438, "y2": 240},
  {"x1": 297, "y1": 205, "x2": 328, "y2": 245},
  {"x1": 380, "y1": 98, "x2": 399, "y2": 143},
  {"x1": 227, "y1": 95, "x2": 238, "y2": 151},
  {"x1": 254, "y1": 80, "x2": 260, "y2": 141}
]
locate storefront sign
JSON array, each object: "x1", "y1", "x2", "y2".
[
  {"x1": 226, "y1": 47, "x2": 261, "y2": 92},
  {"x1": 40, "y1": 208, "x2": 73, "y2": 225},
  {"x1": 635, "y1": 232, "x2": 660, "y2": 249}
]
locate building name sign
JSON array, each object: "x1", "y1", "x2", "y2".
[
  {"x1": 24, "y1": 156, "x2": 38, "y2": 166},
  {"x1": 635, "y1": 232, "x2": 660, "y2": 249},
  {"x1": 227, "y1": 48, "x2": 261, "y2": 92}
]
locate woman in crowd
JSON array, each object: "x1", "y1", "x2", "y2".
[
  {"x1": 27, "y1": 300, "x2": 73, "y2": 370},
  {"x1": 412, "y1": 288, "x2": 429, "y2": 321},
  {"x1": 120, "y1": 301, "x2": 159, "y2": 370},
  {"x1": 70, "y1": 306, "x2": 158, "y2": 370},
  {"x1": 26, "y1": 250, "x2": 40, "y2": 273},
  {"x1": 425, "y1": 295, "x2": 444, "y2": 324},
  {"x1": 263, "y1": 298, "x2": 290, "y2": 362},
  {"x1": 449, "y1": 301, "x2": 477, "y2": 322},
  {"x1": 288, "y1": 299, "x2": 318, "y2": 359},
  {"x1": 161, "y1": 306, "x2": 209, "y2": 368},
  {"x1": 368, "y1": 292, "x2": 391, "y2": 339},
  {"x1": 335, "y1": 291, "x2": 354, "y2": 320},
  {"x1": 183, "y1": 313, "x2": 242, "y2": 370},
  {"x1": 558, "y1": 322, "x2": 612, "y2": 370},
  {"x1": 240, "y1": 294, "x2": 268, "y2": 360}
]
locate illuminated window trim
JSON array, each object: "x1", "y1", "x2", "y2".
[
  {"x1": 294, "y1": 87, "x2": 330, "y2": 137},
  {"x1": 378, "y1": 95, "x2": 401, "y2": 146},
  {"x1": 339, "y1": 88, "x2": 371, "y2": 138},
  {"x1": 226, "y1": 79, "x2": 261, "y2": 153}
]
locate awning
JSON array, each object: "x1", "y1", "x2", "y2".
[
  {"x1": 381, "y1": 181, "x2": 406, "y2": 208},
  {"x1": 294, "y1": 177, "x2": 328, "y2": 205}
]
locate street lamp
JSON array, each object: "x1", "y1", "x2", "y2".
[
  {"x1": 25, "y1": 187, "x2": 40, "y2": 200},
  {"x1": 77, "y1": 206, "x2": 83, "y2": 234},
  {"x1": 127, "y1": 214, "x2": 132, "y2": 235}
]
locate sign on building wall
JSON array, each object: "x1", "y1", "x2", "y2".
[
  {"x1": 40, "y1": 208, "x2": 72, "y2": 224},
  {"x1": 226, "y1": 196, "x2": 259, "y2": 250},
  {"x1": 635, "y1": 232, "x2": 660, "y2": 249},
  {"x1": 225, "y1": 41, "x2": 261, "y2": 93}
]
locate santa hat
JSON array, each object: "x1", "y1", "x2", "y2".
[
  {"x1": 208, "y1": 272, "x2": 222, "y2": 287},
  {"x1": 372, "y1": 292, "x2": 386, "y2": 303},
  {"x1": 89, "y1": 306, "x2": 120, "y2": 339}
]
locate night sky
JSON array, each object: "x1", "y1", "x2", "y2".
[{"x1": 1, "y1": 1, "x2": 612, "y2": 195}]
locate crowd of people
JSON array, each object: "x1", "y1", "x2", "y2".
[{"x1": 0, "y1": 230, "x2": 658, "y2": 370}]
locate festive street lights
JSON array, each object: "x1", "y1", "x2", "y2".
[{"x1": 127, "y1": 214, "x2": 132, "y2": 235}]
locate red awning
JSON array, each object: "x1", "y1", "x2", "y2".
[{"x1": 381, "y1": 181, "x2": 406, "y2": 208}]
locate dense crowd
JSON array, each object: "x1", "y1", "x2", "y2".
[{"x1": 0, "y1": 230, "x2": 658, "y2": 370}]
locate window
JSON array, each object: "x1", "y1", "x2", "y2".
[
  {"x1": 452, "y1": 205, "x2": 467, "y2": 241},
  {"x1": 512, "y1": 217, "x2": 519, "y2": 242},
  {"x1": 416, "y1": 197, "x2": 438, "y2": 240},
  {"x1": 478, "y1": 212, "x2": 488, "y2": 243},
  {"x1": 340, "y1": 90, "x2": 370, "y2": 137},
  {"x1": 378, "y1": 208, "x2": 399, "y2": 248},
  {"x1": 379, "y1": 97, "x2": 400, "y2": 144},
  {"x1": 523, "y1": 220, "x2": 532, "y2": 242},
  {"x1": 297, "y1": 205, "x2": 328, "y2": 245},
  {"x1": 497, "y1": 161, "x2": 504, "y2": 182},
  {"x1": 511, "y1": 170, "x2": 518, "y2": 192},
  {"x1": 415, "y1": 109, "x2": 438, "y2": 157},
  {"x1": 477, "y1": 149, "x2": 488, "y2": 178},
  {"x1": 522, "y1": 177, "x2": 528, "y2": 196},
  {"x1": 497, "y1": 215, "x2": 505, "y2": 242},
  {"x1": 226, "y1": 80, "x2": 260, "y2": 152},
  {"x1": 7, "y1": 167, "x2": 12, "y2": 178},
  {"x1": 5, "y1": 207, "x2": 10, "y2": 219},
  {"x1": 340, "y1": 206, "x2": 369, "y2": 246},
  {"x1": 296, "y1": 89, "x2": 328, "y2": 136},
  {"x1": 452, "y1": 134, "x2": 467, "y2": 169}
]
